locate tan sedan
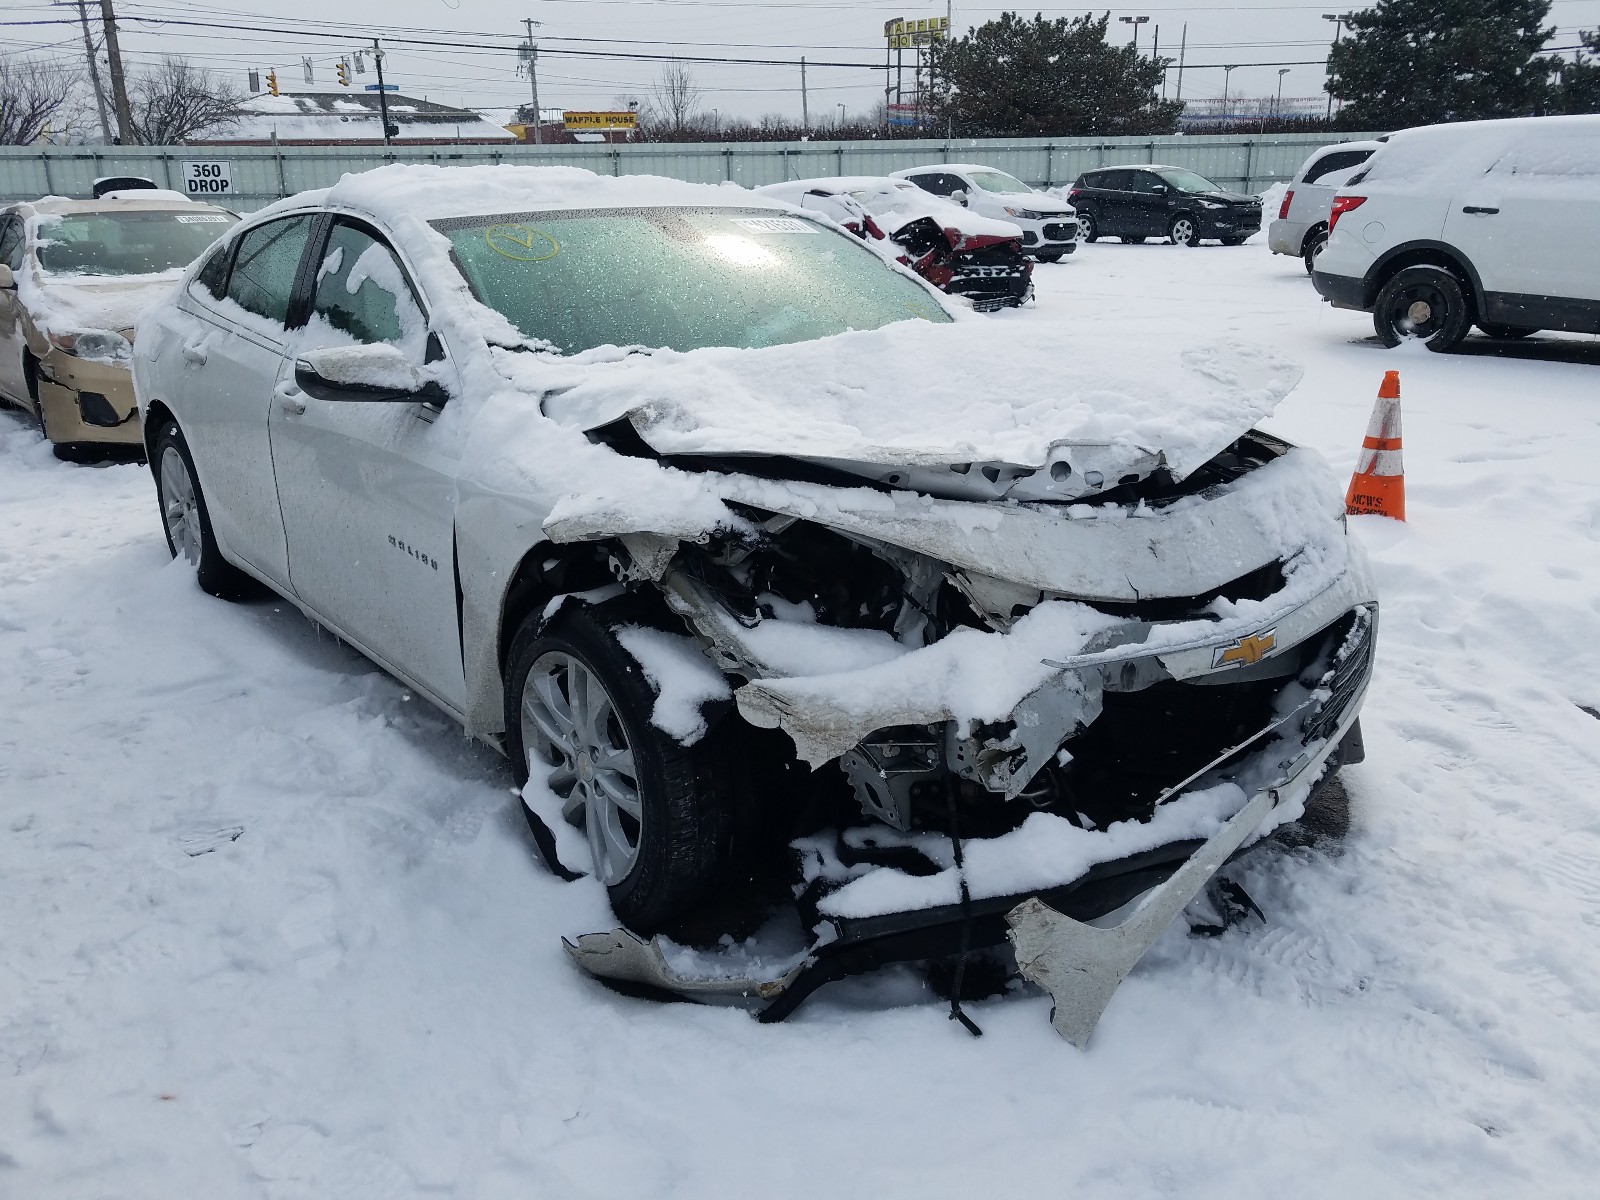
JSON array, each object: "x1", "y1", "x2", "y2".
[{"x1": 0, "y1": 195, "x2": 236, "y2": 460}]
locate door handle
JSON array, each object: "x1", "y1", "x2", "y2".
[
  {"x1": 1461, "y1": 206, "x2": 1500, "y2": 215},
  {"x1": 180, "y1": 340, "x2": 209, "y2": 365},
  {"x1": 274, "y1": 381, "x2": 306, "y2": 416}
]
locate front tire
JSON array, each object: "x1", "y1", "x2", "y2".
[
  {"x1": 1035, "y1": 250, "x2": 1064, "y2": 263},
  {"x1": 1373, "y1": 265, "x2": 1471, "y2": 352},
  {"x1": 1076, "y1": 210, "x2": 1099, "y2": 242},
  {"x1": 152, "y1": 420, "x2": 253, "y2": 598},
  {"x1": 1169, "y1": 215, "x2": 1201, "y2": 247},
  {"x1": 505, "y1": 604, "x2": 741, "y2": 932}
]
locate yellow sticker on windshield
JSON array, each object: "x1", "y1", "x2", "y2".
[{"x1": 485, "y1": 223, "x2": 560, "y2": 262}]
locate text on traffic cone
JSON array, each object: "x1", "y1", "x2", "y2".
[{"x1": 1345, "y1": 370, "x2": 1405, "y2": 521}]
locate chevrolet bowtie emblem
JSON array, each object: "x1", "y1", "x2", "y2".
[{"x1": 1212, "y1": 628, "x2": 1277, "y2": 668}]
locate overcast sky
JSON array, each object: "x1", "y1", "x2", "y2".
[{"x1": 5, "y1": 0, "x2": 1600, "y2": 123}]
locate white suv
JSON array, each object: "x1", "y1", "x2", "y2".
[
  {"x1": 1268, "y1": 140, "x2": 1383, "y2": 273},
  {"x1": 892, "y1": 164, "x2": 1078, "y2": 261},
  {"x1": 1312, "y1": 115, "x2": 1600, "y2": 350}
]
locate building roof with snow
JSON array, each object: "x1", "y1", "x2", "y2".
[{"x1": 194, "y1": 91, "x2": 518, "y2": 146}]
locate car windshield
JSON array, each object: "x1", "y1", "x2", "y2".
[
  {"x1": 967, "y1": 170, "x2": 1033, "y2": 195},
  {"x1": 1157, "y1": 168, "x2": 1224, "y2": 194},
  {"x1": 440, "y1": 206, "x2": 949, "y2": 354},
  {"x1": 846, "y1": 185, "x2": 918, "y2": 215},
  {"x1": 34, "y1": 209, "x2": 236, "y2": 277}
]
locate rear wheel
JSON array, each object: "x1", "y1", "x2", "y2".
[
  {"x1": 1076, "y1": 210, "x2": 1098, "y2": 242},
  {"x1": 1302, "y1": 228, "x2": 1329, "y2": 275},
  {"x1": 1373, "y1": 265, "x2": 1471, "y2": 352},
  {"x1": 1478, "y1": 323, "x2": 1537, "y2": 340},
  {"x1": 1169, "y1": 215, "x2": 1200, "y2": 247},
  {"x1": 505, "y1": 604, "x2": 742, "y2": 932},
  {"x1": 152, "y1": 420, "x2": 254, "y2": 598}
]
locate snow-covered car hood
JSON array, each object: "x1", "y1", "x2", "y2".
[
  {"x1": 528, "y1": 318, "x2": 1301, "y2": 494},
  {"x1": 20, "y1": 269, "x2": 183, "y2": 338}
]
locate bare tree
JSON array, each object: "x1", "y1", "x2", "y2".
[
  {"x1": 0, "y1": 59, "x2": 81, "y2": 146},
  {"x1": 128, "y1": 58, "x2": 243, "y2": 145},
  {"x1": 650, "y1": 60, "x2": 701, "y2": 139}
]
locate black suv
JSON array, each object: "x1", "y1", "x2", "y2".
[{"x1": 1068, "y1": 166, "x2": 1263, "y2": 247}]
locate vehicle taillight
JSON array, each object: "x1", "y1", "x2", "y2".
[
  {"x1": 1068, "y1": 188, "x2": 1083, "y2": 202},
  {"x1": 1328, "y1": 194, "x2": 1367, "y2": 232},
  {"x1": 1278, "y1": 189, "x2": 1294, "y2": 221}
]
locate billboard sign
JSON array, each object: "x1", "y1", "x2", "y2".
[{"x1": 563, "y1": 111, "x2": 639, "y2": 131}]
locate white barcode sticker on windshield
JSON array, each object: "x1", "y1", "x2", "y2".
[
  {"x1": 173, "y1": 213, "x2": 232, "y2": 223},
  {"x1": 732, "y1": 217, "x2": 817, "y2": 234}
]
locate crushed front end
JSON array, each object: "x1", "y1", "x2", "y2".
[
  {"x1": 890, "y1": 218, "x2": 1033, "y2": 311},
  {"x1": 560, "y1": 430, "x2": 1377, "y2": 1041}
]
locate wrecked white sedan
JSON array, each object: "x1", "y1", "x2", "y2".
[{"x1": 132, "y1": 165, "x2": 1375, "y2": 1043}]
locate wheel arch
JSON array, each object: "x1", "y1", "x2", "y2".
[
  {"x1": 141, "y1": 398, "x2": 175, "y2": 472},
  {"x1": 1364, "y1": 240, "x2": 1484, "y2": 315},
  {"x1": 1299, "y1": 221, "x2": 1329, "y2": 256}
]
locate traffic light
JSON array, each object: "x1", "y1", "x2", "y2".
[
  {"x1": 336, "y1": 60, "x2": 350, "y2": 87},
  {"x1": 266, "y1": 69, "x2": 279, "y2": 96}
]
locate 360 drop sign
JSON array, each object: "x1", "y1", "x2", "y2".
[{"x1": 181, "y1": 160, "x2": 232, "y2": 196}]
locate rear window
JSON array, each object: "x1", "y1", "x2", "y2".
[
  {"x1": 34, "y1": 209, "x2": 237, "y2": 277},
  {"x1": 1303, "y1": 149, "x2": 1375, "y2": 185}
]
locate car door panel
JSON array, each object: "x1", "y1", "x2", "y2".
[
  {"x1": 163, "y1": 215, "x2": 316, "y2": 587},
  {"x1": 1446, "y1": 134, "x2": 1600, "y2": 311},
  {"x1": 270, "y1": 219, "x2": 467, "y2": 711},
  {"x1": 0, "y1": 218, "x2": 29, "y2": 403}
]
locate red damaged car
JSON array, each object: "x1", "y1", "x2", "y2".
[{"x1": 757, "y1": 176, "x2": 1033, "y2": 311}]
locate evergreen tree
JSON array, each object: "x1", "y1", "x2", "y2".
[
  {"x1": 1328, "y1": 0, "x2": 1559, "y2": 129},
  {"x1": 927, "y1": 12, "x2": 1179, "y2": 137},
  {"x1": 1554, "y1": 30, "x2": 1600, "y2": 113}
]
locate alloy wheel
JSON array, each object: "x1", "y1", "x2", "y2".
[
  {"x1": 1171, "y1": 217, "x2": 1196, "y2": 245},
  {"x1": 159, "y1": 445, "x2": 203, "y2": 565},
  {"x1": 520, "y1": 650, "x2": 643, "y2": 886}
]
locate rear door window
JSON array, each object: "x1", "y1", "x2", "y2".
[
  {"x1": 1304, "y1": 149, "x2": 1374, "y2": 185},
  {"x1": 224, "y1": 215, "x2": 315, "y2": 328},
  {"x1": 1096, "y1": 170, "x2": 1133, "y2": 191}
]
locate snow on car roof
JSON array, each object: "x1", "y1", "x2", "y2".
[
  {"x1": 759, "y1": 176, "x2": 921, "y2": 196},
  {"x1": 1360, "y1": 115, "x2": 1600, "y2": 189},
  {"x1": 263, "y1": 163, "x2": 791, "y2": 226}
]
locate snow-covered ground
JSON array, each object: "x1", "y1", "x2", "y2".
[{"x1": 4, "y1": 238, "x2": 1600, "y2": 1198}]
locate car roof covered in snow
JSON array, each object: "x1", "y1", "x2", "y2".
[
  {"x1": 757, "y1": 176, "x2": 923, "y2": 198},
  {"x1": 8, "y1": 196, "x2": 228, "y2": 218},
  {"x1": 1359, "y1": 115, "x2": 1600, "y2": 189},
  {"x1": 259, "y1": 163, "x2": 792, "y2": 226}
]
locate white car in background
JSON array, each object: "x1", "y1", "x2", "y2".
[
  {"x1": 1313, "y1": 115, "x2": 1600, "y2": 349},
  {"x1": 756, "y1": 176, "x2": 1034, "y2": 309},
  {"x1": 1268, "y1": 140, "x2": 1384, "y2": 273},
  {"x1": 891, "y1": 164, "x2": 1079, "y2": 261}
]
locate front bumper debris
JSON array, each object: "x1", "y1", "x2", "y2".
[{"x1": 565, "y1": 689, "x2": 1367, "y2": 1045}]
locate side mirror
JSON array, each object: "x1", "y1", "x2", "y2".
[
  {"x1": 294, "y1": 343, "x2": 448, "y2": 405},
  {"x1": 950, "y1": 189, "x2": 969, "y2": 207},
  {"x1": 1151, "y1": 183, "x2": 1170, "y2": 195},
  {"x1": 0, "y1": 264, "x2": 14, "y2": 289}
]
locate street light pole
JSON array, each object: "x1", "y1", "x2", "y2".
[
  {"x1": 1276, "y1": 67, "x2": 1290, "y2": 118},
  {"x1": 1119, "y1": 14, "x2": 1149, "y2": 52},
  {"x1": 1222, "y1": 64, "x2": 1237, "y2": 122},
  {"x1": 1322, "y1": 12, "x2": 1353, "y2": 121}
]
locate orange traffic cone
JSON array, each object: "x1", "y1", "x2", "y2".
[{"x1": 1345, "y1": 370, "x2": 1406, "y2": 521}]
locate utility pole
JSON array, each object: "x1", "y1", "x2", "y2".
[
  {"x1": 1174, "y1": 23, "x2": 1187, "y2": 104},
  {"x1": 1323, "y1": 12, "x2": 1353, "y2": 121},
  {"x1": 98, "y1": 0, "x2": 135, "y2": 144},
  {"x1": 1153, "y1": 25, "x2": 1162, "y2": 98},
  {"x1": 801, "y1": 56, "x2": 808, "y2": 131},
  {"x1": 521, "y1": 17, "x2": 542, "y2": 145},
  {"x1": 372, "y1": 39, "x2": 395, "y2": 147},
  {"x1": 1222, "y1": 65, "x2": 1237, "y2": 120},
  {"x1": 71, "y1": 1, "x2": 112, "y2": 143}
]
